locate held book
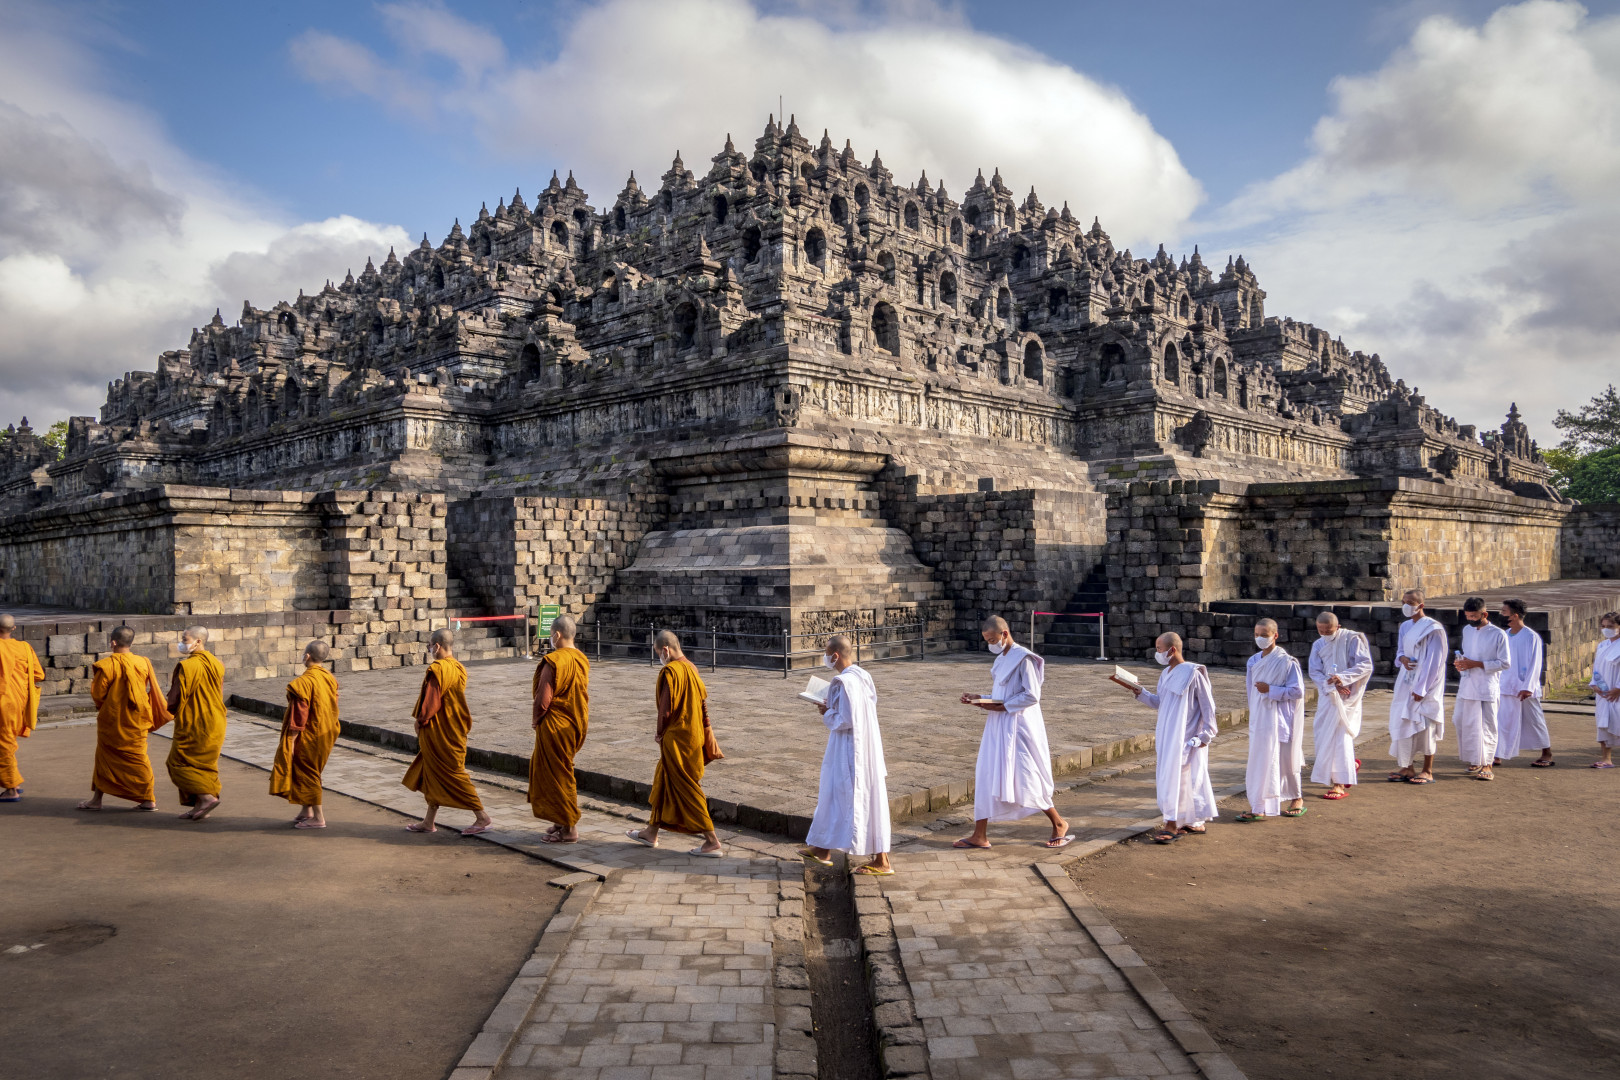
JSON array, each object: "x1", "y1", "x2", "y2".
[
  {"x1": 1112, "y1": 665, "x2": 1141, "y2": 688},
  {"x1": 799, "y1": 675, "x2": 831, "y2": 705},
  {"x1": 965, "y1": 696, "x2": 1003, "y2": 705}
]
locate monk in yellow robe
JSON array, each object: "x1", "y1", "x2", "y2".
[
  {"x1": 627, "y1": 630, "x2": 724, "y2": 856},
  {"x1": 270, "y1": 640, "x2": 341, "y2": 829},
  {"x1": 402, "y1": 629, "x2": 492, "y2": 836},
  {"x1": 0, "y1": 614, "x2": 44, "y2": 802},
  {"x1": 530, "y1": 613, "x2": 590, "y2": 843},
  {"x1": 165, "y1": 625, "x2": 226, "y2": 820},
  {"x1": 78, "y1": 625, "x2": 171, "y2": 811}
]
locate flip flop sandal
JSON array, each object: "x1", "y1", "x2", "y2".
[
  {"x1": 1281, "y1": 807, "x2": 1307, "y2": 817},
  {"x1": 460, "y1": 824, "x2": 493, "y2": 836},
  {"x1": 1474, "y1": 772, "x2": 1495, "y2": 781},
  {"x1": 1234, "y1": 812, "x2": 1265, "y2": 823},
  {"x1": 1592, "y1": 761, "x2": 1616, "y2": 769},
  {"x1": 689, "y1": 847, "x2": 724, "y2": 858},
  {"x1": 1354, "y1": 760, "x2": 1362, "y2": 771},
  {"x1": 541, "y1": 833, "x2": 580, "y2": 844},
  {"x1": 1386, "y1": 773, "x2": 1411, "y2": 783},
  {"x1": 625, "y1": 829, "x2": 658, "y2": 847},
  {"x1": 951, "y1": 838, "x2": 991, "y2": 849},
  {"x1": 294, "y1": 820, "x2": 327, "y2": 829},
  {"x1": 852, "y1": 865, "x2": 895, "y2": 875},
  {"x1": 0, "y1": 795, "x2": 21, "y2": 803},
  {"x1": 1043, "y1": 835, "x2": 1075, "y2": 849},
  {"x1": 75, "y1": 804, "x2": 102, "y2": 810},
  {"x1": 1320, "y1": 791, "x2": 1348, "y2": 800},
  {"x1": 1531, "y1": 760, "x2": 1556, "y2": 767},
  {"x1": 1405, "y1": 775, "x2": 1434, "y2": 785},
  {"x1": 404, "y1": 823, "x2": 437, "y2": 833},
  {"x1": 1150, "y1": 831, "x2": 1179, "y2": 844},
  {"x1": 798, "y1": 848, "x2": 834, "y2": 866},
  {"x1": 1178, "y1": 826, "x2": 1207, "y2": 835},
  {"x1": 132, "y1": 805, "x2": 157, "y2": 812}
]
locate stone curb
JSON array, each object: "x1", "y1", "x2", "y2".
[
  {"x1": 447, "y1": 875, "x2": 602, "y2": 1080},
  {"x1": 851, "y1": 874, "x2": 931, "y2": 1079},
  {"x1": 773, "y1": 865, "x2": 817, "y2": 1080},
  {"x1": 1033, "y1": 863, "x2": 1248, "y2": 1080}
]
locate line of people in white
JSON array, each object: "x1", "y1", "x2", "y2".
[{"x1": 798, "y1": 605, "x2": 1620, "y2": 872}]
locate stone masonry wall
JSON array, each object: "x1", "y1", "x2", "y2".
[
  {"x1": 0, "y1": 493, "x2": 179, "y2": 613},
  {"x1": 1561, "y1": 502, "x2": 1620, "y2": 580},
  {"x1": 895, "y1": 487, "x2": 1106, "y2": 639}
]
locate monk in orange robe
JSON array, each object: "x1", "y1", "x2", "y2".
[
  {"x1": 403, "y1": 629, "x2": 492, "y2": 836},
  {"x1": 270, "y1": 639, "x2": 341, "y2": 829},
  {"x1": 165, "y1": 625, "x2": 226, "y2": 820},
  {"x1": 0, "y1": 614, "x2": 44, "y2": 802},
  {"x1": 530, "y1": 613, "x2": 590, "y2": 843},
  {"x1": 78, "y1": 624, "x2": 171, "y2": 811},
  {"x1": 627, "y1": 630, "x2": 724, "y2": 856}
]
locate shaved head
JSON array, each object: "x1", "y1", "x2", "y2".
[
  {"x1": 552, "y1": 613, "x2": 576, "y2": 642},
  {"x1": 1155, "y1": 631, "x2": 1182, "y2": 651},
  {"x1": 1403, "y1": 588, "x2": 1424, "y2": 604},
  {"x1": 655, "y1": 629, "x2": 683, "y2": 656},
  {"x1": 430, "y1": 628, "x2": 454, "y2": 649},
  {"x1": 826, "y1": 634, "x2": 853, "y2": 659},
  {"x1": 1255, "y1": 618, "x2": 1278, "y2": 636},
  {"x1": 981, "y1": 615, "x2": 1009, "y2": 634},
  {"x1": 183, "y1": 625, "x2": 208, "y2": 643},
  {"x1": 0, "y1": 614, "x2": 15, "y2": 632},
  {"x1": 304, "y1": 639, "x2": 331, "y2": 663},
  {"x1": 110, "y1": 625, "x2": 135, "y2": 648},
  {"x1": 1316, "y1": 611, "x2": 1339, "y2": 629}
]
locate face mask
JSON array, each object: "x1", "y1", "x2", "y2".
[
  {"x1": 179, "y1": 640, "x2": 197, "y2": 654},
  {"x1": 1255, "y1": 636, "x2": 1273, "y2": 651},
  {"x1": 1401, "y1": 604, "x2": 1417, "y2": 618},
  {"x1": 551, "y1": 635, "x2": 562, "y2": 651},
  {"x1": 822, "y1": 653, "x2": 836, "y2": 669},
  {"x1": 1154, "y1": 650, "x2": 1170, "y2": 666},
  {"x1": 1466, "y1": 616, "x2": 1484, "y2": 627},
  {"x1": 1604, "y1": 627, "x2": 1619, "y2": 640},
  {"x1": 987, "y1": 642, "x2": 1005, "y2": 655}
]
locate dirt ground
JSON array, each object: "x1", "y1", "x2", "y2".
[
  {"x1": 0, "y1": 722, "x2": 562, "y2": 1080},
  {"x1": 1072, "y1": 709, "x2": 1620, "y2": 1080}
]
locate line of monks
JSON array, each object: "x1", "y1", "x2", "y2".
[{"x1": 4, "y1": 603, "x2": 1615, "y2": 870}]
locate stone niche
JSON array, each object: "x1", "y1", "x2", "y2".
[{"x1": 601, "y1": 431, "x2": 953, "y2": 651}]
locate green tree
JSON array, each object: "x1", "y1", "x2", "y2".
[
  {"x1": 1552, "y1": 384, "x2": 1620, "y2": 453},
  {"x1": 42, "y1": 419, "x2": 67, "y2": 457},
  {"x1": 1555, "y1": 446, "x2": 1620, "y2": 504}
]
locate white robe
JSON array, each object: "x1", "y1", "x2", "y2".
[
  {"x1": 1593, "y1": 637, "x2": 1620, "y2": 744},
  {"x1": 1497, "y1": 626, "x2": 1549, "y2": 758},
  {"x1": 1245, "y1": 647, "x2": 1305, "y2": 815},
  {"x1": 1454, "y1": 621, "x2": 1510, "y2": 766},
  {"x1": 972, "y1": 645, "x2": 1055, "y2": 823},
  {"x1": 1309, "y1": 629, "x2": 1372, "y2": 786},
  {"x1": 1389, "y1": 616, "x2": 1447, "y2": 764},
  {"x1": 1139, "y1": 662, "x2": 1219, "y2": 825},
  {"x1": 805, "y1": 664, "x2": 891, "y2": 856}
]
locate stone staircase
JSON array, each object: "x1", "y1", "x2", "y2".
[
  {"x1": 1037, "y1": 564, "x2": 1109, "y2": 658},
  {"x1": 443, "y1": 574, "x2": 530, "y2": 662}
]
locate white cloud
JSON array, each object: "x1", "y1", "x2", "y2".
[
  {"x1": 290, "y1": 0, "x2": 1201, "y2": 244},
  {"x1": 1211, "y1": 0, "x2": 1620, "y2": 443},
  {"x1": 0, "y1": 3, "x2": 406, "y2": 429}
]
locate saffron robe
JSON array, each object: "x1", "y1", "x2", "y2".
[
  {"x1": 1389, "y1": 616, "x2": 1447, "y2": 763},
  {"x1": 166, "y1": 648, "x2": 226, "y2": 803},
  {"x1": 1497, "y1": 626, "x2": 1549, "y2": 758},
  {"x1": 1138, "y1": 662, "x2": 1219, "y2": 825},
  {"x1": 973, "y1": 644, "x2": 1055, "y2": 822},
  {"x1": 0, "y1": 638, "x2": 43, "y2": 790},
  {"x1": 90, "y1": 652, "x2": 171, "y2": 803},
  {"x1": 529, "y1": 646, "x2": 590, "y2": 828},
  {"x1": 270, "y1": 665, "x2": 340, "y2": 805},
  {"x1": 648, "y1": 659, "x2": 714, "y2": 835},
  {"x1": 402, "y1": 657, "x2": 484, "y2": 812},
  {"x1": 1244, "y1": 646, "x2": 1305, "y2": 816},
  {"x1": 1593, "y1": 637, "x2": 1620, "y2": 744},
  {"x1": 805, "y1": 664, "x2": 890, "y2": 857},
  {"x1": 1308, "y1": 629, "x2": 1372, "y2": 786}
]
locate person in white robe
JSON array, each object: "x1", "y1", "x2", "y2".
[
  {"x1": 1389, "y1": 589, "x2": 1447, "y2": 785},
  {"x1": 802, "y1": 634, "x2": 892, "y2": 874},
  {"x1": 1112, "y1": 631, "x2": 1218, "y2": 843},
  {"x1": 1592, "y1": 612, "x2": 1620, "y2": 769},
  {"x1": 1235, "y1": 619, "x2": 1306, "y2": 821},
  {"x1": 1495, "y1": 598, "x2": 1553, "y2": 767},
  {"x1": 1308, "y1": 611, "x2": 1372, "y2": 798},
  {"x1": 956, "y1": 616, "x2": 1070, "y2": 850},
  {"x1": 1453, "y1": 596, "x2": 1510, "y2": 780}
]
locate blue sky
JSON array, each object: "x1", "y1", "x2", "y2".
[{"x1": 3, "y1": 0, "x2": 1619, "y2": 441}]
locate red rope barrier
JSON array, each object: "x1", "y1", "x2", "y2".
[{"x1": 450, "y1": 614, "x2": 529, "y2": 623}]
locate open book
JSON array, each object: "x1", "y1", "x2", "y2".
[
  {"x1": 1111, "y1": 665, "x2": 1142, "y2": 688},
  {"x1": 799, "y1": 675, "x2": 831, "y2": 705}
]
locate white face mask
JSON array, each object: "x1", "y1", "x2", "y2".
[
  {"x1": 1401, "y1": 603, "x2": 1417, "y2": 618},
  {"x1": 179, "y1": 639, "x2": 197, "y2": 654},
  {"x1": 550, "y1": 635, "x2": 562, "y2": 651},
  {"x1": 1604, "y1": 627, "x2": 1619, "y2": 640},
  {"x1": 987, "y1": 641, "x2": 1005, "y2": 655},
  {"x1": 822, "y1": 653, "x2": 836, "y2": 669},
  {"x1": 1154, "y1": 650, "x2": 1170, "y2": 666},
  {"x1": 1255, "y1": 637, "x2": 1273, "y2": 651}
]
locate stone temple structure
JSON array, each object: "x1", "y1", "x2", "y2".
[{"x1": 0, "y1": 117, "x2": 1614, "y2": 692}]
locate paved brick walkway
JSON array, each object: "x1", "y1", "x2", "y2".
[{"x1": 154, "y1": 686, "x2": 1387, "y2": 1080}]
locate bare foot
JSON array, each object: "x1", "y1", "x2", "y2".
[
  {"x1": 76, "y1": 799, "x2": 102, "y2": 811},
  {"x1": 405, "y1": 822, "x2": 437, "y2": 833},
  {"x1": 1049, "y1": 815, "x2": 1070, "y2": 841},
  {"x1": 189, "y1": 796, "x2": 221, "y2": 821},
  {"x1": 952, "y1": 837, "x2": 991, "y2": 849},
  {"x1": 133, "y1": 803, "x2": 157, "y2": 812}
]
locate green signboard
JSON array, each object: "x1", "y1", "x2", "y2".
[{"x1": 538, "y1": 605, "x2": 561, "y2": 637}]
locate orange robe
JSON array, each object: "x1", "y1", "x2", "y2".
[
  {"x1": 166, "y1": 648, "x2": 226, "y2": 803},
  {"x1": 648, "y1": 659, "x2": 715, "y2": 835},
  {"x1": 402, "y1": 657, "x2": 483, "y2": 811},
  {"x1": 90, "y1": 651, "x2": 171, "y2": 803},
  {"x1": 529, "y1": 647, "x2": 590, "y2": 828},
  {"x1": 0, "y1": 637, "x2": 43, "y2": 790},
  {"x1": 270, "y1": 665, "x2": 340, "y2": 805}
]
